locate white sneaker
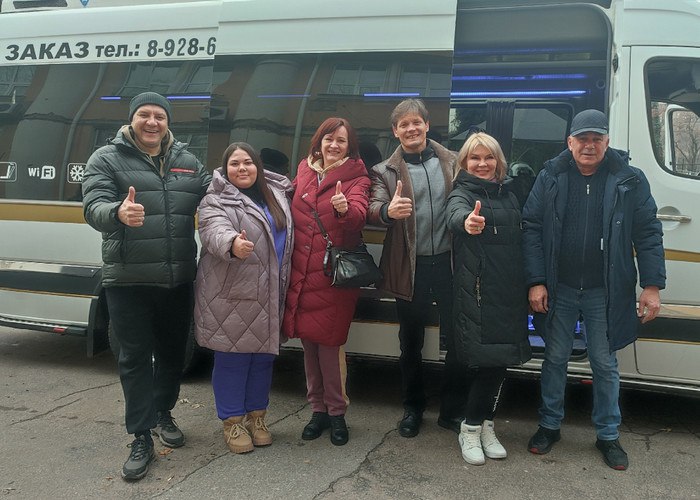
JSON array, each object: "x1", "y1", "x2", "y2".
[
  {"x1": 481, "y1": 420, "x2": 507, "y2": 459},
  {"x1": 458, "y1": 422, "x2": 485, "y2": 465}
]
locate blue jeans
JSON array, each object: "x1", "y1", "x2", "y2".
[{"x1": 539, "y1": 284, "x2": 621, "y2": 440}]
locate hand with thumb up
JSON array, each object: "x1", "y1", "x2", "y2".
[
  {"x1": 232, "y1": 229, "x2": 255, "y2": 259},
  {"x1": 118, "y1": 186, "x2": 146, "y2": 227},
  {"x1": 464, "y1": 200, "x2": 486, "y2": 235},
  {"x1": 387, "y1": 180, "x2": 412, "y2": 220},
  {"x1": 330, "y1": 180, "x2": 348, "y2": 215}
]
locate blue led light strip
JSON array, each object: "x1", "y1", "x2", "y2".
[
  {"x1": 451, "y1": 90, "x2": 587, "y2": 97},
  {"x1": 452, "y1": 73, "x2": 587, "y2": 81}
]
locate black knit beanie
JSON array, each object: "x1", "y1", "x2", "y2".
[{"x1": 128, "y1": 92, "x2": 171, "y2": 122}]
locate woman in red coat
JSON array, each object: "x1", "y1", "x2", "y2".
[{"x1": 282, "y1": 117, "x2": 370, "y2": 446}]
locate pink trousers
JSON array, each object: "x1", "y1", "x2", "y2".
[{"x1": 301, "y1": 339, "x2": 349, "y2": 416}]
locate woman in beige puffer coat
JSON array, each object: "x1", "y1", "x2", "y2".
[{"x1": 194, "y1": 142, "x2": 293, "y2": 454}]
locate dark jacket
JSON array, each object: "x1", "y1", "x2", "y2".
[
  {"x1": 194, "y1": 169, "x2": 293, "y2": 355},
  {"x1": 282, "y1": 157, "x2": 371, "y2": 346},
  {"x1": 522, "y1": 147, "x2": 666, "y2": 351},
  {"x1": 82, "y1": 126, "x2": 211, "y2": 287},
  {"x1": 367, "y1": 140, "x2": 456, "y2": 300},
  {"x1": 446, "y1": 170, "x2": 531, "y2": 368}
]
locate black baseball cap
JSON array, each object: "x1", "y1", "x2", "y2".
[{"x1": 570, "y1": 109, "x2": 608, "y2": 136}]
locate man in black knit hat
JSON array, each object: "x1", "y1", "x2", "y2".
[{"x1": 82, "y1": 92, "x2": 211, "y2": 480}]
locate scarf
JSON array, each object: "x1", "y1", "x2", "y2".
[{"x1": 307, "y1": 155, "x2": 349, "y2": 179}]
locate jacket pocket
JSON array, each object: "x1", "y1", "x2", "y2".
[{"x1": 221, "y1": 263, "x2": 260, "y2": 301}]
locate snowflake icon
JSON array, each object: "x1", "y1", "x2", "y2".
[{"x1": 67, "y1": 163, "x2": 86, "y2": 184}]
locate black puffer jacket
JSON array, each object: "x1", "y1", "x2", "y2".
[
  {"x1": 82, "y1": 126, "x2": 211, "y2": 288},
  {"x1": 446, "y1": 170, "x2": 531, "y2": 368}
]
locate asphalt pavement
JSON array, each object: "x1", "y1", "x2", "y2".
[{"x1": 1, "y1": 326, "x2": 698, "y2": 499}]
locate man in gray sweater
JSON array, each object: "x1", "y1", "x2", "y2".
[{"x1": 368, "y1": 99, "x2": 465, "y2": 437}]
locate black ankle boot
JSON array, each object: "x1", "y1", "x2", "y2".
[
  {"x1": 329, "y1": 415, "x2": 349, "y2": 446},
  {"x1": 301, "y1": 412, "x2": 330, "y2": 440}
]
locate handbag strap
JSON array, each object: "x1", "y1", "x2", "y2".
[
  {"x1": 311, "y1": 209, "x2": 333, "y2": 247},
  {"x1": 311, "y1": 209, "x2": 334, "y2": 276}
]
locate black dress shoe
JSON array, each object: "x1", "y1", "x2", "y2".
[
  {"x1": 398, "y1": 411, "x2": 422, "y2": 438},
  {"x1": 437, "y1": 415, "x2": 463, "y2": 434},
  {"x1": 527, "y1": 426, "x2": 561, "y2": 454},
  {"x1": 329, "y1": 415, "x2": 349, "y2": 446},
  {"x1": 301, "y1": 412, "x2": 330, "y2": 440}
]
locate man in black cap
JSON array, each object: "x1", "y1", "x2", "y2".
[
  {"x1": 82, "y1": 92, "x2": 211, "y2": 480},
  {"x1": 522, "y1": 109, "x2": 666, "y2": 470}
]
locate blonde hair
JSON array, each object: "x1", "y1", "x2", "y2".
[{"x1": 455, "y1": 132, "x2": 508, "y2": 182}]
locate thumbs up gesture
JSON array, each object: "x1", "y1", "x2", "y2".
[
  {"x1": 330, "y1": 180, "x2": 349, "y2": 215},
  {"x1": 464, "y1": 200, "x2": 486, "y2": 235},
  {"x1": 232, "y1": 229, "x2": 255, "y2": 259},
  {"x1": 118, "y1": 186, "x2": 146, "y2": 227},
  {"x1": 387, "y1": 180, "x2": 413, "y2": 220}
]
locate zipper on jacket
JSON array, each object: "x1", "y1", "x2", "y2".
[
  {"x1": 483, "y1": 188, "x2": 498, "y2": 235},
  {"x1": 475, "y1": 275, "x2": 482, "y2": 307},
  {"x1": 579, "y1": 180, "x2": 590, "y2": 290},
  {"x1": 161, "y1": 147, "x2": 185, "y2": 287},
  {"x1": 419, "y1": 160, "x2": 436, "y2": 255}
]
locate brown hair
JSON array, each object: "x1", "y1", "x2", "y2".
[
  {"x1": 390, "y1": 98, "x2": 430, "y2": 127},
  {"x1": 307, "y1": 117, "x2": 360, "y2": 162},
  {"x1": 221, "y1": 142, "x2": 286, "y2": 230},
  {"x1": 455, "y1": 132, "x2": 508, "y2": 182}
]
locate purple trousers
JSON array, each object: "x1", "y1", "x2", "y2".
[{"x1": 212, "y1": 351, "x2": 275, "y2": 420}]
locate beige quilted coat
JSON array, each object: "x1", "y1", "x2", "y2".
[{"x1": 194, "y1": 168, "x2": 293, "y2": 354}]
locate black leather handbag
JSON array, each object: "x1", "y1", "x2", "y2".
[{"x1": 312, "y1": 210, "x2": 382, "y2": 288}]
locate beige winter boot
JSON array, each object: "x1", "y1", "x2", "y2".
[
  {"x1": 223, "y1": 416, "x2": 254, "y2": 454},
  {"x1": 244, "y1": 409, "x2": 273, "y2": 447}
]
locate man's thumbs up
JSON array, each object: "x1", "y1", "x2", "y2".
[
  {"x1": 387, "y1": 179, "x2": 412, "y2": 220},
  {"x1": 232, "y1": 229, "x2": 254, "y2": 259},
  {"x1": 118, "y1": 185, "x2": 145, "y2": 227},
  {"x1": 465, "y1": 199, "x2": 486, "y2": 235}
]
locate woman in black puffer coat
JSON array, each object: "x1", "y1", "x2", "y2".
[{"x1": 446, "y1": 132, "x2": 531, "y2": 466}]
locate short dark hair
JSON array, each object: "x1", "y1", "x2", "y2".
[
  {"x1": 308, "y1": 117, "x2": 360, "y2": 161},
  {"x1": 390, "y1": 98, "x2": 429, "y2": 127}
]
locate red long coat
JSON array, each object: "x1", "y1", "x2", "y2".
[{"x1": 282, "y1": 157, "x2": 370, "y2": 346}]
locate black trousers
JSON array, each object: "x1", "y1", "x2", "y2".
[
  {"x1": 395, "y1": 253, "x2": 467, "y2": 415},
  {"x1": 464, "y1": 367, "x2": 506, "y2": 425},
  {"x1": 105, "y1": 283, "x2": 193, "y2": 435}
]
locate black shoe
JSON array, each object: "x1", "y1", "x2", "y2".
[
  {"x1": 122, "y1": 435, "x2": 155, "y2": 481},
  {"x1": 152, "y1": 410, "x2": 185, "y2": 448},
  {"x1": 398, "y1": 411, "x2": 422, "y2": 438},
  {"x1": 301, "y1": 412, "x2": 330, "y2": 440},
  {"x1": 437, "y1": 415, "x2": 463, "y2": 434},
  {"x1": 329, "y1": 415, "x2": 349, "y2": 446},
  {"x1": 596, "y1": 438, "x2": 629, "y2": 470},
  {"x1": 528, "y1": 426, "x2": 561, "y2": 454}
]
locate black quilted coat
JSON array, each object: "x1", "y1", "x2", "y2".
[
  {"x1": 446, "y1": 170, "x2": 531, "y2": 368},
  {"x1": 82, "y1": 126, "x2": 211, "y2": 288}
]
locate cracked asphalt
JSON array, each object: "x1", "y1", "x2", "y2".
[{"x1": 1, "y1": 325, "x2": 698, "y2": 500}]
